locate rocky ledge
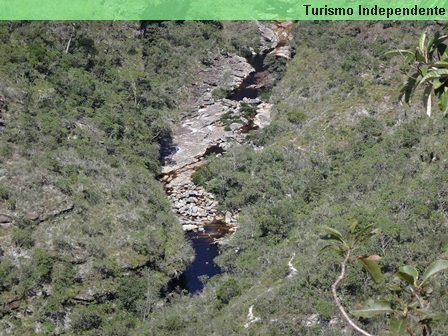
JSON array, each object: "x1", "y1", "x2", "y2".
[
  {"x1": 160, "y1": 54, "x2": 272, "y2": 233},
  {"x1": 160, "y1": 21, "x2": 296, "y2": 235}
]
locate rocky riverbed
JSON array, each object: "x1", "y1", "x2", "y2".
[
  {"x1": 159, "y1": 21, "x2": 296, "y2": 294},
  {"x1": 159, "y1": 52, "x2": 272, "y2": 234}
]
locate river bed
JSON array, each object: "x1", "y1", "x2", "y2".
[{"x1": 160, "y1": 51, "x2": 270, "y2": 295}]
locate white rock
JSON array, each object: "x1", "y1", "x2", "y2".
[
  {"x1": 182, "y1": 224, "x2": 198, "y2": 231},
  {"x1": 225, "y1": 211, "x2": 233, "y2": 224},
  {"x1": 303, "y1": 314, "x2": 321, "y2": 327}
]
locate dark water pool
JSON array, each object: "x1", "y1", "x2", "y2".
[
  {"x1": 227, "y1": 72, "x2": 259, "y2": 101},
  {"x1": 170, "y1": 234, "x2": 221, "y2": 293},
  {"x1": 227, "y1": 52, "x2": 267, "y2": 101},
  {"x1": 164, "y1": 220, "x2": 230, "y2": 294}
]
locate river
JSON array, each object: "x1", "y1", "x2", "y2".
[{"x1": 160, "y1": 49, "x2": 274, "y2": 295}]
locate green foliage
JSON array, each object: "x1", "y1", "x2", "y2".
[
  {"x1": 322, "y1": 225, "x2": 448, "y2": 335},
  {"x1": 0, "y1": 259, "x2": 16, "y2": 291},
  {"x1": 219, "y1": 103, "x2": 258, "y2": 129},
  {"x1": 219, "y1": 111, "x2": 240, "y2": 128},
  {"x1": 216, "y1": 278, "x2": 241, "y2": 305},
  {"x1": 71, "y1": 305, "x2": 103, "y2": 332},
  {"x1": 421, "y1": 259, "x2": 448, "y2": 284},
  {"x1": 355, "y1": 258, "x2": 448, "y2": 335},
  {"x1": 321, "y1": 223, "x2": 381, "y2": 254},
  {"x1": 161, "y1": 314, "x2": 185, "y2": 331},
  {"x1": 152, "y1": 22, "x2": 448, "y2": 336},
  {"x1": 352, "y1": 299, "x2": 394, "y2": 318},
  {"x1": 0, "y1": 20, "x2": 230, "y2": 334},
  {"x1": 286, "y1": 109, "x2": 306, "y2": 125},
  {"x1": 211, "y1": 87, "x2": 229, "y2": 99},
  {"x1": 397, "y1": 265, "x2": 419, "y2": 286},
  {"x1": 240, "y1": 102, "x2": 257, "y2": 119},
  {"x1": 264, "y1": 54, "x2": 288, "y2": 78},
  {"x1": 356, "y1": 116, "x2": 384, "y2": 144},
  {"x1": 100, "y1": 313, "x2": 138, "y2": 336},
  {"x1": 118, "y1": 274, "x2": 147, "y2": 313},
  {"x1": 2, "y1": 20, "x2": 448, "y2": 336},
  {"x1": 0, "y1": 185, "x2": 10, "y2": 200},
  {"x1": 11, "y1": 227, "x2": 34, "y2": 248},
  {"x1": 387, "y1": 31, "x2": 448, "y2": 116},
  {"x1": 357, "y1": 255, "x2": 383, "y2": 284},
  {"x1": 0, "y1": 20, "x2": 267, "y2": 335}
]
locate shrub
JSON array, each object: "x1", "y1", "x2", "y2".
[
  {"x1": 240, "y1": 102, "x2": 257, "y2": 119},
  {"x1": 211, "y1": 87, "x2": 229, "y2": 100},
  {"x1": 71, "y1": 307, "x2": 102, "y2": 332},
  {"x1": 0, "y1": 260, "x2": 16, "y2": 291},
  {"x1": 216, "y1": 278, "x2": 241, "y2": 305},
  {"x1": 118, "y1": 275, "x2": 147, "y2": 313},
  {"x1": 356, "y1": 116, "x2": 383, "y2": 145},
  {"x1": 161, "y1": 315, "x2": 184, "y2": 331},
  {"x1": 286, "y1": 110, "x2": 307, "y2": 125},
  {"x1": 12, "y1": 227, "x2": 34, "y2": 248},
  {"x1": 0, "y1": 185, "x2": 9, "y2": 200},
  {"x1": 264, "y1": 54, "x2": 288, "y2": 78}
]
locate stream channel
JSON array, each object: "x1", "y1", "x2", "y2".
[{"x1": 161, "y1": 52, "x2": 267, "y2": 294}]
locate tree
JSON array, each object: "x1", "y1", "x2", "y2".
[
  {"x1": 321, "y1": 224, "x2": 448, "y2": 335},
  {"x1": 387, "y1": 31, "x2": 448, "y2": 116}
]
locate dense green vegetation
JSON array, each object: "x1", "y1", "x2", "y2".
[
  {"x1": 1, "y1": 21, "x2": 447, "y2": 336},
  {"x1": 0, "y1": 21, "x2": 260, "y2": 335},
  {"x1": 143, "y1": 22, "x2": 448, "y2": 335}
]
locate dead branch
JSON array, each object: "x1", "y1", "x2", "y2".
[{"x1": 331, "y1": 249, "x2": 374, "y2": 336}]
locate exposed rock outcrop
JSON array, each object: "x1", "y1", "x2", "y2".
[
  {"x1": 160, "y1": 64, "x2": 252, "y2": 229},
  {"x1": 257, "y1": 21, "x2": 296, "y2": 59},
  {"x1": 160, "y1": 53, "x2": 260, "y2": 232}
]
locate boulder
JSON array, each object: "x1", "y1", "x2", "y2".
[
  {"x1": 221, "y1": 99, "x2": 238, "y2": 108},
  {"x1": 225, "y1": 211, "x2": 233, "y2": 224},
  {"x1": 0, "y1": 214, "x2": 13, "y2": 224},
  {"x1": 303, "y1": 314, "x2": 321, "y2": 327},
  {"x1": 254, "y1": 103, "x2": 273, "y2": 129},
  {"x1": 186, "y1": 197, "x2": 197, "y2": 204},
  {"x1": 242, "y1": 97, "x2": 260, "y2": 104},
  {"x1": 229, "y1": 122, "x2": 243, "y2": 131},
  {"x1": 182, "y1": 224, "x2": 198, "y2": 231}
]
